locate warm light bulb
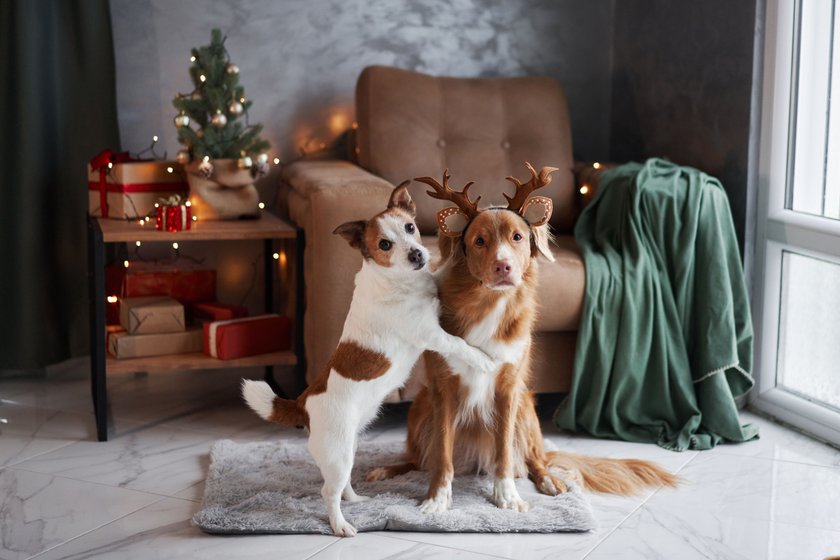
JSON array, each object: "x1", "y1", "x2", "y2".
[
  {"x1": 123, "y1": 260, "x2": 129, "y2": 268},
  {"x1": 258, "y1": 202, "x2": 265, "y2": 209},
  {"x1": 579, "y1": 185, "x2": 590, "y2": 195},
  {"x1": 138, "y1": 220, "x2": 145, "y2": 226},
  {"x1": 145, "y1": 216, "x2": 150, "y2": 222},
  {"x1": 107, "y1": 295, "x2": 118, "y2": 304},
  {"x1": 273, "y1": 252, "x2": 280, "y2": 260},
  {"x1": 192, "y1": 215, "x2": 198, "y2": 222},
  {"x1": 153, "y1": 135, "x2": 159, "y2": 142},
  {"x1": 166, "y1": 166, "x2": 173, "y2": 173},
  {"x1": 135, "y1": 241, "x2": 141, "y2": 247},
  {"x1": 154, "y1": 203, "x2": 160, "y2": 208},
  {"x1": 240, "y1": 97, "x2": 245, "y2": 103},
  {"x1": 273, "y1": 157, "x2": 280, "y2": 165},
  {"x1": 203, "y1": 155, "x2": 210, "y2": 163},
  {"x1": 199, "y1": 74, "x2": 206, "y2": 82},
  {"x1": 107, "y1": 162, "x2": 113, "y2": 169},
  {"x1": 172, "y1": 242, "x2": 179, "y2": 250},
  {"x1": 190, "y1": 55, "x2": 196, "y2": 62},
  {"x1": 185, "y1": 200, "x2": 191, "y2": 207},
  {"x1": 593, "y1": 162, "x2": 601, "y2": 169}
]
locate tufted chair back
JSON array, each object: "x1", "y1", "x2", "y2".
[{"x1": 355, "y1": 65, "x2": 577, "y2": 234}]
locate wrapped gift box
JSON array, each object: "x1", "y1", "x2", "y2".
[
  {"x1": 106, "y1": 262, "x2": 216, "y2": 304},
  {"x1": 88, "y1": 159, "x2": 188, "y2": 219},
  {"x1": 108, "y1": 328, "x2": 202, "y2": 359},
  {"x1": 190, "y1": 302, "x2": 248, "y2": 323},
  {"x1": 119, "y1": 296, "x2": 185, "y2": 335},
  {"x1": 203, "y1": 314, "x2": 291, "y2": 360}
]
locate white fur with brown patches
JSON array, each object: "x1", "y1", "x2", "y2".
[{"x1": 243, "y1": 184, "x2": 495, "y2": 538}]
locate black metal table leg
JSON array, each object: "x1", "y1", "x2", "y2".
[{"x1": 87, "y1": 218, "x2": 108, "y2": 441}]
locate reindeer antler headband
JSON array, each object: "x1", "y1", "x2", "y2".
[{"x1": 418, "y1": 162, "x2": 558, "y2": 237}]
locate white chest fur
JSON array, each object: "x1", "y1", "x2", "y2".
[{"x1": 456, "y1": 296, "x2": 528, "y2": 426}]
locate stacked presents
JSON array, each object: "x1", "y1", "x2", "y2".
[{"x1": 106, "y1": 261, "x2": 291, "y2": 360}]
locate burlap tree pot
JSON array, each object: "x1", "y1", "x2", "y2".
[{"x1": 185, "y1": 158, "x2": 260, "y2": 220}]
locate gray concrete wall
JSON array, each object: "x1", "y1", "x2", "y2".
[
  {"x1": 110, "y1": 0, "x2": 615, "y2": 166},
  {"x1": 609, "y1": 0, "x2": 759, "y2": 257}
]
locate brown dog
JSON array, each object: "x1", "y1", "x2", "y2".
[{"x1": 368, "y1": 163, "x2": 678, "y2": 512}]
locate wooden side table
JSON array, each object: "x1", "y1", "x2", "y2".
[{"x1": 87, "y1": 213, "x2": 305, "y2": 441}]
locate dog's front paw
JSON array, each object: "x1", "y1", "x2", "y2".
[
  {"x1": 466, "y1": 348, "x2": 497, "y2": 374},
  {"x1": 331, "y1": 518, "x2": 358, "y2": 537},
  {"x1": 419, "y1": 485, "x2": 452, "y2": 514},
  {"x1": 365, "y1": 467, "x2": 390, "y2": 482},
  {"x1": 493, "y1": 478, "x2": 530, "y2": 512}
]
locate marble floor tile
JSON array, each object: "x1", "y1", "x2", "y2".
[
  {"x1": 31, "y1": 497, "x2": 339, "y2": 560},
  {"x1": 585, "y1": 452, "x2": 840, "y2": 559},
  {"x1": 309, "y1": 532, "x2": 507, "y2": 560},
  {"x1": 12, "y1": 425, "x2": 217, "y2": 497},
  {"x1": 708, "y1": 410, "x2": 840, "y2": 468},
  {"x1": 0, "y1": 467, "x2": 159, "y2": 560},
  {"x1": 0, "y1": 405, "x2": 96, "y2": 469}
]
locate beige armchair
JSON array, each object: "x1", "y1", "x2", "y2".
[{"x1": 284, "y1": 65, "x2": 592, "y2": 400}]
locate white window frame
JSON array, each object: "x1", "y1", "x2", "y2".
[{"x1": 752, "y1": 0, "x2": 840, "y2": 445}]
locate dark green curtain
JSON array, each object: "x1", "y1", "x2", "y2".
[{"x1": 0, "y1": 1, "x2": 120, "y2": 370}]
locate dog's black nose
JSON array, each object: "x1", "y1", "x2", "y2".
[{"x1": 408, "y1": 248, "x2": 425, "y2": 268}]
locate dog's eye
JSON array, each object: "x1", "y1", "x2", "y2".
[
  {"x1": 513, "y1": 232, "x2": 523, "y2": 242},
  {"x1": 475, "y1": 237, "x2": 485, "y2": 247},
  {"x1": 378, "y1": 239, "x2": 392, "y2": 251},
  {"x1": 405, "y1": 223, "x2": 415, "y2": 234}
]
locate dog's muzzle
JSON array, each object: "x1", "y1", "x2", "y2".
[{"x1": 408, "y1": 248, "x2": 426, "y2": 270}]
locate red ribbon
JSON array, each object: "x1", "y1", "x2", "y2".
[{"x1": 89, "y1": 149, "x2": 133, "y2": 218}]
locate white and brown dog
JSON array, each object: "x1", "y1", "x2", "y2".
[
  {"x1": 369, "y1": 164, "x2": 678, "y2": 513},
  {"x1": 242, "y1": 184, "x2": 494, "y2": 537}
]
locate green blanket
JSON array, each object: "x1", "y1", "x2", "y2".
[{"x1": 554, "y1": 159, "x2": 758, "y2": 451}]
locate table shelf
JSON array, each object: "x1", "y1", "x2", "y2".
[
  {"x1": 88, "y1": 212, "x2": 305, "y2": 441},
  {"x1": 106, "y1": 350, "x2": 297, "y2": 375}
]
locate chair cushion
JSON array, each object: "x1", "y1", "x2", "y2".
[{"x1": 356, "y1": 66, "x2": 577, "y2": 235}]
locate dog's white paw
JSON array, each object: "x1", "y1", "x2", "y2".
[
  {"x1": 331, "y1": 518, "x2": 358, "y2": 537},
  {"x1": 493, "y1": 478, "x2": 530, "y2": 512},
  {"x1": 342, "y1": 486, "x2": 371, "y2": 503},
  {"x1": 344, "y1": 493, "x2": 371, "y2": 503},
  {"x1": 466, "y1": 348, "x2": 497, "y2": 374},
  {"x1": 419, "y1": 486, "x2": 452, "y2": 514}
]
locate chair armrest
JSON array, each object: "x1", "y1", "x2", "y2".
[
  {"x1": 573, "y1": 161, "x2": 618, "y2": 208},
  {"x1": 282, "y1": 160, "x2": 395, "y2": 200}
]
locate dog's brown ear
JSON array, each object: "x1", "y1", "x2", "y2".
[
  {"x1": 388, "y1": 181, "x2": 416, "y2": 217},
  {"x1": 531, "y1": 224, "x2": 556, "y2": 262},
  {"x1": 333, "y1": 220, "x2": 367, "y2": 250}
]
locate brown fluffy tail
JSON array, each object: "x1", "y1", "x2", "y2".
[
  {"x1": 241, "y1": 380, "x2": 308, "y2": 427},
  {"x1": 547, "y1": 450, "x2": 680, "y2": 495}
]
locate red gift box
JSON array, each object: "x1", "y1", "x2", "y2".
[
  {"x1": 203, "y1": 314, "x2": 291, "y2": 360},
  {"x1": 106, "y1": 262, "x2": 216, "y2": 308},
  {"x1": 155, "y1": 202, "x2": 192, "y2": 232},
  {"x1": 190, "y1": 302, "x2": 249, "y2": 322},
  {"x1": 88, "y1": 150, "x2": 187, "y2": 219}
]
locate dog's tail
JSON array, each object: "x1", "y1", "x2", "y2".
[
  {"x1": 547, "y1": 450, "x2": 679, "y2": 495},
  {"x1": 241, "y1": 380, "x2": 308, "y2": 427}
]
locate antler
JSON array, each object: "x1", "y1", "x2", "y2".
[
  {"x1": 504, "y1": 162, "x2": 559, "y2": 213},
  {"x1": 415, "y1": 169, "x2": 481, "y2": 219}
]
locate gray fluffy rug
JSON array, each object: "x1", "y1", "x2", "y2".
[{"x1": 194, "y1": 439, "x2": 596, "y2": 534}]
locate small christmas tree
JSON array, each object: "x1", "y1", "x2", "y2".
[{"x1": 172, "y1": 29, "x2": 270, "y2": 172}]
